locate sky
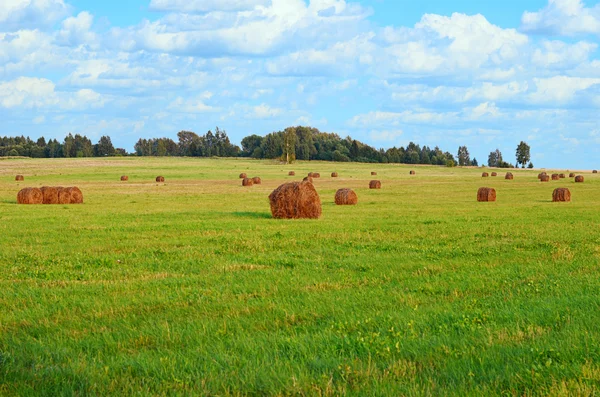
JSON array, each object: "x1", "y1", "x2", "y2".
[{"x1": 1, "y1": 0, "x2": 600, "y2": 168}]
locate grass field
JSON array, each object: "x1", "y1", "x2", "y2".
[{"x1": 1, "y1": 157, "x2": 599, "y2": 396}]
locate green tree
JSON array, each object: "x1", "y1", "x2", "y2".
[
  {"x1": 95, "y1": 136, "x2": 115, "y2": 157},
  {"x1": 241, "y1": 135, "x2": 264, "y2": 157},
  {"x1": 457, "y1": 146, "x2": 470, "y2": 166},
  {"x1": 281, "y1": 127, "x2": 297, "y2": 164},
  {"x1": 515, "y1": 141, "x2": 531, "y2": 168},
  {"x1": 488, "y1": 149, "x2": 502, "y2": 167}
]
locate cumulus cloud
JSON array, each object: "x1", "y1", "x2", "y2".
[
  {"x1": 521, "y1": 0, "x2": 600, "y2": 36},
  {"x1": 0, "y1": 0, "x2": 69, "y2": 31}
]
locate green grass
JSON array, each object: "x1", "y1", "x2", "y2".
[{"x1": 1, "y1": 157, "x2": 599, "y2": 396}]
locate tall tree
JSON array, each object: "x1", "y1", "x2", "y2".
[
  {"x1": 95, "y1": 135, "x2": 115, "y2": 156},
  {"x1": 282, "y1": 127, "x2": 297, "y2": 164},
  {"x1": 488, "y1": 149, "x2": 503, "y2": 167},
  {"x1": 457, "y1": 146, "x2": 470, "y2": 166},
  {"x1": 515, "y1": 141, "x2": 531, "y2": 168}
]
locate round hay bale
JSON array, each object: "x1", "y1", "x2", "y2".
[
  {"x1": 121, "y1": 175, "x2": 129, "y2": 181},
  {"x1": 303, "y1": 176, "x2": 313, "y2": 183},
  {"x1": 569, "y1": 173, "x2": 576, "y2": 178},
  {"x1": 540, "y1": 175, "x2": 550, "y2": 182},
  {"x1": 63, "y1": 187, "x2": 83, "y2": 204},
  {"x1": 482, "y1": 172, "x2": 489, "y2": 177},
  {"x1": 308, "y1": 172, "x2": 314, "y2": 177},
  {"x1": 410, "y1": 170, "x2": 416, "y2": 175},
  {"x1": 575, "y1": 175, "x2": 584, "y2": 183},
  {"x1": 477, "y1": 187, "x2": 496, "y2": 202},
  {"x1": 552, "y1": 174, "x2": 560, "y2": 181},
  {"x1": 15, "y1": 175, "x2": 24, "y2": 181},
  {"x1": 491, "y1": 172, "x2": 498, "y2": 177},
  {"x1": 156, "y1": 176, "x2": 165, "y2": 182},
  {"x1": 56, "y1": 187, "x2": 71, "y2": 204},
  {"x1": 371, "y1": 172, "x2": 377, "y2": 176},
  {"x1": 242, "y1": 178, "x2": 254, "y2": 187},
  {"x1": 594, "y1": 170, "x2": 598, "y2": 174},
  {"x1": 538, "y1": 172, "x2": 547, "y2": 180},
  {"x1": 252, "y1": 177, "x2": 262, "y2": 184},
  {"x1": 239, "y1": 173, "x2": 247, "y2": 179},
  {"x1": 312, "y1": 173, "x2": 320, "y2": 178},
  {"x1": 552, "y1": 188, "x2": 571, "y2": 202},
  {"x1": 335, "y1": 188, "x2": 358, "y2": 205},
  {"x1": 559, "y1": 174, "x2": 566, "y2": 179},
  {"x1": 40, "y1": 186, "x2": 61, "y2": 204},
  {"x1": 369, "y1": 180, "x2": 381, "y2": 189},
  {"x1": 505, "y1": 172, "x2": 514, "y2": 180},
  {"x1": 268, "y1": 181, "x2": 322, "y2": 219},
  {"x1": 17, "y1": 187, "x2": 43, "y2": 204},
  {"x1": 331, "y1": 172, "x2": 338, "y2": 178},
  {"x1": 288, "y1": 171, "x2": 295, "y2": 176}
]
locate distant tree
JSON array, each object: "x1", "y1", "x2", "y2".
[
  {"x1": 115, "y1": 148, "x2": 128, "y2": 156},
  {"x1": 241, "y1": 134, "x2": 264, "y2": 157},
  {"x1": 527, "y1": 162, "x2": 534, "y2": 168},
  {"x1": 488, "y1": 149, "x2": 503, "y2": 167},
  {"x1": 156, "y1": 140, "x2": 167, "y2": 156},
  {"x1": 515, "y1": 141, "x2": 531, "y2": 168},
  {"x1": 177, "y1": 131, "x2": 200, "y2": 156},
  {"x1": 95, "y1": 135, "x2": 115, "y2": 156},
  {"x1": 36, "y1": 137, "x2": 46, "y2": 147},
  {"x1": 281, "y1": 127, "x2": 297, "y2": 164},
  {"x1": 457, "y1": 146, "x2": 470, "y2": 166},
  {"x1": 471, "y1": 158, "x2": 478, "y2": 167}
]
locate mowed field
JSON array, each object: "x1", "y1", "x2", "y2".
[{"x1": 1, "y1": 157, "x2": 599, "y2": 396}]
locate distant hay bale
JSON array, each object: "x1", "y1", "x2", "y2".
[
  {"x1": 288, "y1": 171, "x2": 295, "y2": 176},
  {"x1": 308, "y1": 172, "x2": 314, "y2": 177},
  {"x1": 335, "y1": 188, "x2": 358, "y2": 205},
  {"x1": 491, "y1": 172, "x2": 498, "y2": 177},
  {"x1": 552, "y1": 174, "x2": 560, "y2": 181},
  {"x1": 369, "y1": 180, "x2": 381, "y2": 189},
  {"x1": 538, "y1": 172, "x2": 547, "y2": 180},
  {"x1": 410, "y1": 170, "x2": 416, "y2": 175},
  {"x1": 121, "y1": 176, "x2": 129, "y2": 181},
  {"x1": 156, "y1": 176, "x2": 165, "y2": 182},
  {"x1": 575, "y1": 175, "x2": 584, "y2": 183},
  {"x1": 242, "y1": 178, "x2": 254, "y2": 187},
  {"x1": 540, "y1": 175, "x2": 550, "y2": 182},
  {"x1": 482, "y1": 172, "x2": 489, "y2": 177},
  {"x1": 15, "y1": 175, "x2": 24, "y2": 181},
  {"x1": 552, "y1": 188, "x2": 571, "y2": 202},
  {"x1": 371, "y1": 172, "x2": 377, "y2": 176},
  {"x1": 505, "y1": 172, "x2": 514, "y2": 180},
  {"x1": 239, "y1": 173, "x2": 247, "y2": 179},
  {"x1": 268, "y1": 181, "x2": 322, "y2": 219},
  {"x1": 331, "y1": 172, "x2": 338, "y2": 177},
  {"x1": 559, "y1": 174, "x2": 566, "y2": 179},
  {"x1": 477, "y1": 187, "x2": 496, "y2": 202},
  {"x1": 62, "y1": 187, "x2": 83, "y2": 204},
  {"x1": 40, "y1": 186, "x2": 61, "y2": 204},
  {"x1": 303, "y1": 176, "x2": 313, "y2": 183},
  {"x1": 594, "y1": 170, "x2": 598, "y2": 174},
  {"x1": 17, "y1": 188, "x2": 43, "y2": 204},
  {"x1": 252, "y1": 177, "x2": 262, "y2": 184},
  {"x1": 312, "y1": 173, "x2": 321, "y2": 178},
  {"x1": 56, "y1": 187, "x2": 71, "y2": 204},
  {"x1": 569, "y1": 173, "x2": 576, "y2": 178}
]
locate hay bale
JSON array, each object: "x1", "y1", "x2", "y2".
[
  {"x1": 331, "y1": 172, "x2": 338, "y2": 178},
  {"x1": 121, "y1": 176, "x2": 129, "y2": 181},
  {"x1": 552, "y1": 174, "x2": 560, "y2": 181},
  {"x1": 594, "y1": 170, "x2": 598, "y2": 174},
  {"x1": 40, "y1": 186, "x2": 61, "y2": 204},
  {"x1": 308, "y1": 172, "x2": 314, "y2": 177},
  {"x1": 540, "y1": 175, "x2": 550, "y2": 182},
  {"x1": 575, "y1": 175, "x2": 584, "y2": 183},
  {"x1": 491, "y1": 172, "x2": 498, "y2": 177},
  {"x1": 505, "y1": 172, "x2": 514, "y2": 180},
  {"x1": 538, "y1": 172, "x2": 547, "y2": 180},
  {"x1": 552, "y1": 188, "x2": 571, "y2": 202},
  {"x1": 239, "y1": 173, "x2": 247, "y2": 179},
  {"x1": 252, "y1": 177, "x2": 262, "y2": 184},
  {"x1": 288, "y1": 171, "x2": 295, "y2": 176},
  {"x1": 242, "y1": 178, "x2": 254, "y2": 187},
  {"x1": 369, "y1": 180, "x2": 381, "y2": 189},
  {"x1": 569, "y1": 173, "x2": 576, "y2": 178},
  {"x1": 559, "y1": 174, "x2": 566, "y2": 179},
  {"x1": 410, "y1": 170, "x2": 416, "y2": 175},
  {"x1": 56, "y1": 187, "x2": 71, "y2": 204},
  {"x1": 335, "y1": 188, "x2": 358, "y2": 205},
  {"x1": 482, "y1": 172, "x2": 489, "y2": 177},
  {"x1": 15, "y1": 175, "x2": 24, "y2": 181},
  {"x1": 17, "y1": 188, "x2": 43, "y2": 204},
  {"x1": 303, "y1": 176, "x2": 313, "y2": 183},
  {"x1": 371, "y1": 172, "x2": 377, "y2": 176},
  {"x1": 477, "y1": 187, "x2": 496, "y2": 202},
  {"x1": 62, "y1": 187, "x2": 83, "y2": 204},
  {"x1": 156, "y1": 176, "x2": 165, "y2": 182},
  {"x1": 312, "y1": 173, "x2": 320, "y2": 178},
  {"x1": 268, "y1": 181, "x2": 322, "y2": 219}
]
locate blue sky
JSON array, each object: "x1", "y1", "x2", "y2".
[{"x1": 2, "y1": 0, "x2": 600, "y2": 168}]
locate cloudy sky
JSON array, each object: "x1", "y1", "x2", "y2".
[{"x1": 2, "y1": 0, "x2": 600, "y2": 168}]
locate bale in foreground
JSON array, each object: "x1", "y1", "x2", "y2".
[
  {"x1": 552, "y1": 188, "x2": 571, "y2": 202},
  {"x1": 121, "y1": 176, "x2": 129, "y2": 181},
  {"x1": 268, "y1": 181, "x2": 322, "y2": 219},
  {"x1": 156, "y1": 176, "x2": 165, "y2": 182},
  {"x1": 477, "y1": 187, "x2": 496, "y2": 202},
  {"x1": 40, "y1": 186, "x2": 61, "y2": 204},
  {"x1": 15, "y1": 175, "x2": 24, "y2": 181},
  {"x1": 334, "y1": 189, "x2": 358, "y2": 205},
  {"x1": 303, "y1": 176, "x2": 313, "y2": 183},
  {"x1": 17, "y1": 188, "x2": 43, "y2": 204},
  {"x1": 62, "y1": 187, "x2": 83, "y2": 204},
  {"x1": 242, "y1": 178, "x2": 253, "y2": 186},
  {"x1": 505, "y1": 172, "x2": 514, "y2": 180},
  {"x1": 369, "y1": 180, "x2": 381, "y2": 189},
  {"x1": 575, "y1": 175, "x2": 584, "y2": 183}
]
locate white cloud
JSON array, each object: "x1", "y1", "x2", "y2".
[
  {"x1": 149, "y1": 0, "x2": 270, "y2": 13},
  {"x1": 369, "y1": 129, "x2": 403, "y2": 141},
  {"x1": 168, "y1": 96, "x2": 219, "y2": 113},
  {"x1": 0, "y1": 0, "x2": 69, "y2": 30},
  {"x1": 0, "y1": 77, "x2": 57, "y2": 108},
  {"x1": 532, "y1": 40, "x2": 597, "y2": 68},
  {"x1": 529, "y1": 76, "x2": 600, "y2": 103},
  {"x1": 252, "y1": 104, "x2": 282, "y2": 118},
  {"x1": 57, "y1": 11, "x2": 97, "y2": 47},
  {"x1": 521, "y1": 0, "x2": 600, "y2": 36}
]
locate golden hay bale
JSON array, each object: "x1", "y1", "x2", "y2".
[
  {"x1": 575, "y1": 175, "x2": 584, "y2": 183},
  {"x1": 17, "y1": 187, "x2": 43, "y2": 204},
  {"x1": 371, "y1": 172, "x2": 377, "y2": 176},
  {"x1": 239, "y1": 173, "x2": 247, "y2": 179},
  {"x1": 505, "y1": 172, "x2": 514, "y2": 180},
  {"x1": 62, "y1": 187, "x2": 83, "y2": 204},
  {"x1": 156, "y1": 176, "x2": 165, "y2": 182},
  {"x1": 15, "y1": 175, "x2": 24, "y2": 181},
  {"x1": 552, "y1": 174, "x2": 560, "y2": 181},
  {"x1": 559, "y1": 174, "x2": 566, "y2": 179},
  {"x1": 334, "y1": 188, "x2": 358, "y2": 205},
  {"x1": 482, "y1": 172, "x2": 489, "y2": 177},
  {"x1": 594, "y1": 170, "x2": 598, "y2": 174},
  {"x1": 268, "y1": 181, "x2": 322, "y2": 219},
  {"x1": 252, "y1": 177, "x2": 262, "y2": 184},
  {"x1": 40, "y1": 186, "x2": 61, "y2": 204},
  {"x1": 410, "y1": 170, "x2": 416, "y2": 175},
  {"x1": 312, "y1": 173, "x2": 321, "y2": 178},
  {"x1": 540, "y1": 175, "x2": 550, "y2": 182},
  {"x1": 477, "y1": 187, "x2": 496, "y2": 202},
  {"x1": 331, "y1": 172, "x2": 338, "y2": 177},
  {"x1": 538, "y1": 172, "x2": 547, "y2": 179},
  {"x1": 288, "y1": 171, "x2": 295, "y2": 176},
  {"x1": 308, "y1": 172, "x2": 314, "y2": 177},
  {"x1": 303, "y1": 176, "x2": 313, "y2": 183},
  {"x1": 491, "y1": 172, "x2": 498, "y2": 177},
  {"x1": 552, "y1": 188, "x2": 571, "y2": 202},
  {"x1": 369, "y1": 180, "x2": 381, "y2": 189},
  {"x1": 121, "y1": 176, "x2": 129, "y2": 181},
  {"x1": 55, "y1": 187, "x2": 70, "y2": 204},
  {"x1": 569, "y1": 173, "x2": 576, "y2": 178},
  {"x1": 242, "y1": 178, "x2": 254, "y2": 187}
]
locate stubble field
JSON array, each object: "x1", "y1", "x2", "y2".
[{"x1": 0, "y1": 157, "x2": 599, "y2": 396}]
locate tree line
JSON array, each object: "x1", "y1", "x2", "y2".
[{"x1": 0, "y1": 126, "x2": 532, "y2": 168}]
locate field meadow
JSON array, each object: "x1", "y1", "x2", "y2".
[{"x1": 0, "y1": 157, "x2": 599, "y2": 396}]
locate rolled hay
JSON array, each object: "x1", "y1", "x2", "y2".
[
  {"x1": 491, "y1": 172, "x2": 498, "y2": 177},
  {"x1": 268, "y1": 181, "x2": 322, "y2": 219},
  {"x1": 594, "y1": 170, "x2": 598, "y2": 174},
  {"x1": 569, "y1": 173, "x2": 576, "y2": 178},
  {"x1": 552, "y1": 174, "x2": 560, "y2": 181},
  {"x1": 312, "y1": 173, "x2": 321, "y2": 178},
  {"x1": 482, "y1": 172, "x2": 489, "y2": 177},
  {"x1": 410, "y1": 170, "x2": 416, "y2": 175},
  {"x1": 477, "y1": 187, "x2": 496, "y2": 202},
  {"x1": 288, "y1": 171, "x2": 295, "y2": 176},
  {"x1": 242, "y1": 178, "x2": 254, "y2": 187},
  {"x1": 56, "y1": 187, "x2": 71, "y2": 204},
  {"x1": 559, "y1": 174, "x2": 566, "y2": 179},
  {"x1": 239, "y1": 173, "x2": 247, "y2": 179},
  {"x1": 538, "y1": 172, "x2": 547, "y2": 179},
  {"x1": 540, "y1": 175, "x2": 550, "y2": 182},
  {"x1": 17, "y1": 187, "x2": 43, "y2": 204},
  {"x1": 552, "y1": 188, "x2": 571, "y2": 202},
  {"x1": 331, "y1": 172, "x2": 338, "y2": 178},
  {"x1": 252, "y1": 177, "x2": 262, "y2": 184},
  {"x1": 121, "y1": 175, "x2": 129, "y2": 181},
  {"x1": 371, "y1": 172, "x2": 377, "y2": 176},
  {"x1": 62, "y1": 187, "x2": 83, "y2": 204},
  {"x1": 308, "y1": 172, "x2": 314, "y2": 177},
  {"x1": 156, "y1": 176, "x2": 165, "y2": 182},
  {"x1": 40, "y1": 186, "x2": 61, "y2": 204},
  {"x1": 505, "y1": 172, "x2": 514, "y2": 180},
  {"x1": 575, "y1": 175, "x2": 584, "y2": 183},
  {"x1": 303, "y1": 176, "x2": 313, "y2": 183},
  {"x1": 15, "y1": 175, "x2": 24, "y2": 181},
  {"x1": 335, "y1": 188, "x2": 358, "y2": 205},
  {"x1": 369, "y1": 180, "x2": 381, "y2": 189}
]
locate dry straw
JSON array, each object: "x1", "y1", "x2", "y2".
[
  {"x1": 303, "y1": 176, "x2": 313, "y2": 183},
  {"x1": 15, "y1": 175, "x2": 24, "y2": 181},
  {"x1": 288, "y1": 171, "x2": 295, "y2": 176},
  {"x1": 552, "y1": 188, "x2": 571, "y2": 202},
  {"x1": 156, "y1": 176, "x2": 165, "y2": 182},
  {"x1": 540, "y1": 175, "x2": 550, "y2": 182},
  {"x1": 335, "y1": 189, "x2": 358, "y2": 205},
  {"x1": 121, "y1": 176, "x2": 129, "y2": 181},
  {"x1": 552, "y1": 174, "x2": 560, "y2": 181},
  {"x1": 371, "y1": 172, "x2": 377, "y2": 176},
  {"x1": 268, "y1": 181, "x2": 322, "y2": 219},
  {"x1": 331, "y1": 172, "x2": 338, "y2": 177},
  {"x1": 40, "y1": 186, "x2": 60, "y2": 204},
  {"x1": 482, "y1": 172, "x2": 489, "y2": 177},
  {"x1": 242, "y1": 178, "x2": 254, "y2": 186},
  {"x1": 477, "y1": 187, "x2": 496, "y2": 202},
  {"x1": 312, "y1": 173, "x2": 321, "y2": 178},
  {"x1": 491, "y1": 172, "x2": 498, "y2": 177},
  {"x1": 369, "y1": 180, "x2": 381, "y2": 189},
  {"x1": 505, "y1": 172, "x2": 514, "y2": 180},
  {"x1": 239, "y1": 173, "x2": 247, "y2": 179},
  {"x1": 569, "y1": 173, "x2": 576, "y2": 178},
  {"x1": 410, "y1": 170, "x2": 416, "y2": 175},
  {"x1": 575, "y1": 175, "x2": 584, "y2": 183},
  {"x1": 252, "y1": 177, "x2": 262, "y2": 184},
  {"x1": 17, "y1": 188, "x2": 43, "y2": 204}
]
